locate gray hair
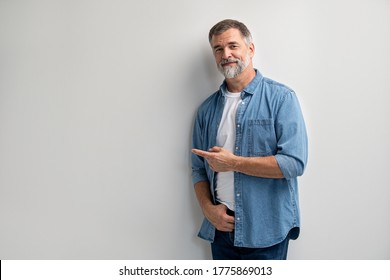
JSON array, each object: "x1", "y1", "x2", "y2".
[{"x1": 208, "y1": 19, "x2": 253, "y2": 46}]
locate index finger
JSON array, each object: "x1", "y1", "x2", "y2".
[{"x1": 191, "y1": 148, "x2": 212, "y2": 158}]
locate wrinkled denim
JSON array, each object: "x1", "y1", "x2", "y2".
[{"x1": 192, "y1": 70, "x2": 308, "y2": 248}]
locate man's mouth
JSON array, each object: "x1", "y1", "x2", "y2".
[
  {"x1": 221, "y1": 61, "x2": 237, "y2": 67},
  {"x1": 222, "y1": 62, "x2": 235, "y2": 66}
]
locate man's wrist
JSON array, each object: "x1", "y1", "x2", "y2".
[{"x1": 232, "y1": 155, "x2": 241, "y2": 172}]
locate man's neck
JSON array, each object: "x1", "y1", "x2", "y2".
[{"x1": 225, "y1": 66, "x2": 256, "y2": 93}]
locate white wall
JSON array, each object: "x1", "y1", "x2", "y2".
[{"x1": 0, "y1": 0, "x2": 389, "y2": 259}]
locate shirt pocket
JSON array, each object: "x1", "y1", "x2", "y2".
[{"x1": 247, "y1": 119, "x2": 276, "y2": 156}]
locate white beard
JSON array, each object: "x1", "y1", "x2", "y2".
[{"x1": 218, "y1": 52, "x2": 251, "y2": 79}]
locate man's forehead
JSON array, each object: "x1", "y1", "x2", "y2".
[{"x1": 211, "y1": 28, "x2": 244, "y2": 46}]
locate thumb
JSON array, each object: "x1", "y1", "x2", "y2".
[{"x1": 208, "y1": 146, "x2": 222, "y2": 152}]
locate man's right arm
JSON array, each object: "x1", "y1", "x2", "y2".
[{"x1": 194, "y1": 181, "x2": 235, "y2": 232}]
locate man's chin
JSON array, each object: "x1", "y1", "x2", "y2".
[
  {"x1": 218, "y1": 67, "x2": 238, "y2": 79},
  {"x1": 224, "y1": 70, "x2": 241, "y2": 79}
]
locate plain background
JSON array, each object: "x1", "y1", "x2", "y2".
[{"x1": 0, "y1": 0, "x2": 389, "y2": 259}]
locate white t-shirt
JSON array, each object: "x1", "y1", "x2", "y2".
[{"x1": 216, "y1": 91, "x2": 242, "y2": 211}]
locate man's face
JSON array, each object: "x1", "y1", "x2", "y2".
[{"x1": 211, "y1": 28, "x2": 254, "y2": 79}]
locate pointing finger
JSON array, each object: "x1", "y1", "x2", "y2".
[{"x1": 192, "y1": 149, "x2": 212, "y2": 158}]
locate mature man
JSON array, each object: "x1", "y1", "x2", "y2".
[{"x1": 191, "y1": 19, "x2": 308, "y2": 260}]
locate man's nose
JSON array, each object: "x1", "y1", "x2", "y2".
[{"x1": 222, "y1": 48, "x2": 232, "y2": 60}]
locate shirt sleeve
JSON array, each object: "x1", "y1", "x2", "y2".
[
  {"x1": 274, "y1": 90, "x2": 308, "y2": 179},
  {"x1": 191, "y1": 109, "x2": 209, "y2": 185}
]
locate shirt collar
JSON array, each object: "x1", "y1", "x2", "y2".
[{"x1": 219, "y1": 69, "x2": 263, "y2": 97}]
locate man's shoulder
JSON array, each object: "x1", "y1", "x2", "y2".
[
  {"x1": 197, "y1": 90, "x2": 220, "y2": 111},
  {"x1": 249, "y1": 70, "x2": 295, "y2": 99},
  {"x1": 261, "y1": 76, "x2": 295, "y2": 95}
]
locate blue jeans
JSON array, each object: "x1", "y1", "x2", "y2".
[{"x1": 211, "y1": 229, "x2": 290, "y2": 260}]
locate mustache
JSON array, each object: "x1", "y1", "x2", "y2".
[{"x1": 220, "y1": 58, "x2": 240, "y2": 66}]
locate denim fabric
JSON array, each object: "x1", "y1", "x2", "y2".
[
  {"x1": 192, "y1": 70, "x2": 308, "y2": 248},
  {"x1": 211, "y1": 229, "x2": 290, "y2": 260}
]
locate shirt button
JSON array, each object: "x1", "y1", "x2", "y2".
[
  {"x1": 236, "y1": 193, "x2": 240, "y2": 197},
  {"x1": 235, "y1": 147, "x2": 239, "y2": 150},
  {"x1": 237, "y1": 217, "x2": 240, "y2": 221}
]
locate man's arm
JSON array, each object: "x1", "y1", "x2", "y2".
[
  {"x1": 192, "y1": 147, "x2": 284, "y2": 179},
  {"x1": 194, "y1": 180, "x2": 235, "y2": 232}
]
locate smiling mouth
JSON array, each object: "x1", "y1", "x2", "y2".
[{"x1": 221, "y1": 61, "x2": 237, "y2": 67}]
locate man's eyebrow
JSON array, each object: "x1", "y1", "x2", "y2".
[{"x1": 212, "y1": 41, "x2": 240, "y2": 50}]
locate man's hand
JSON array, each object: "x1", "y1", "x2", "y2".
[
  {"x1": 203, "y1": 203, "x2": 235, "y2": 232},
  {"x1": 192, "y1": 146, "x2": 284, "y2": 178},
  {"x1": 192, "y1": 146, "x2": 238, "y2": 172}
]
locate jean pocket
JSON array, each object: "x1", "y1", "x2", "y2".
[{"x1": 247, "y1": 119, "x2": 276, "y2": 156}]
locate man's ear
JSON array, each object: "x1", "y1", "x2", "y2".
[{"x1": 249, "y1": 42, "x2": 255, "y2": 58}]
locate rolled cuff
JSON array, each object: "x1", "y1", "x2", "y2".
[
  {"x1": 191, "y1": 169, "x2": 209, "y2": 185},
  {"x1": 275, "y1": 154, "x2": 305, "y2": 179}
]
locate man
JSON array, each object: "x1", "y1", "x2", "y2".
[{"x1": 191, "y1": 19, "x2": 308, "y2": 260}]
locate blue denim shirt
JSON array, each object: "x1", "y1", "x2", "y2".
[{"x1": 191, "y1": 70, "x2": 308, "y2": 248}]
